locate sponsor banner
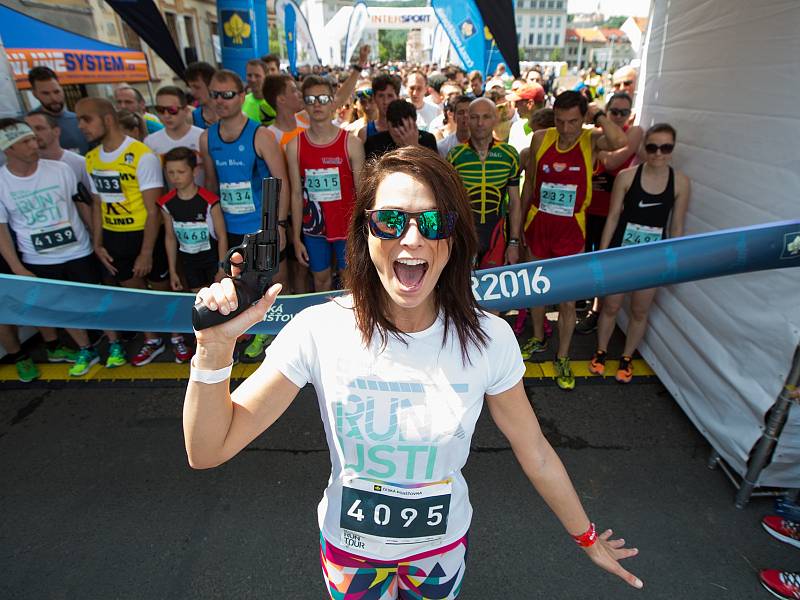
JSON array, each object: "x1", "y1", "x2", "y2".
[
  {"x1": 344, "y1": 1, "x2": 369, "y2": 65},
  {"x1": 275, "y1": 0, "x2": 320, "y2": 75},
  {"x1": 430, "y1": 0, "x2": 486, "y2": 76},
  {"x1": 1, "y1": 221, "x2": 798, "y2": 334},
  {"x1": 9, "y1": 49, "x2": 149, "y2": 89},
  {"x1": 369, "y1": 9, "x2": 434, "y2": 29}
]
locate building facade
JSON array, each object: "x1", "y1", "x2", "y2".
[{"x1": 514, "y1": 0, "x2": 568, "y2": 62}]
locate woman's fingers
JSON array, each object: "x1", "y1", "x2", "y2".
[{"x1": 229, "y1": 252, "x2": 244, "y2": 277}]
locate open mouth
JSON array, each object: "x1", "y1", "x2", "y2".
[{"x1": 393, "y1": 258, "x2": 428, "y2": 290}]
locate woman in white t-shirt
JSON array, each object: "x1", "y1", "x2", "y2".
[{"x1": 185, "y1": 147, "x2": 643, "y2": 598}]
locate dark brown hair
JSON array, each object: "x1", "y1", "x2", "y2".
[
  {"x1": 27, "y1": 66, "x2": 58, "y2": 88},
  {"x1": 301, "y1": 75, "x2": 333, "y2": 96},
  {"x1": 262, "y1": 74, "x2": 295, "y2": 108},
  {"x1": 645, "y1": 122, "x2": 677, "y2": 143},
  {"x1": 344, "y1": 146, "x2": 487, "y2": 363},
  {"x1": 211, "y1": 69, "x2": 245, "y2": 93},
  {"x1": 164, "y1": 146, "x2": 197, "y2": 169},
  {"x1": 184, "y1": 62, "x2": 216, "y2": 86}
]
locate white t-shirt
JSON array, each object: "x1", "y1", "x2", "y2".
[
  {"x1": 59, "y1": 149, "x2": 92, "y2": 193},
  {"x1": 414, "y1": 99, "x2": 443, "y2": 131},
  {"x1": 0, "y1": 159, "x2": 92, "y2": 265},
  {"x1": 264, "y1": 297, "x2": 525, "y2": 560},
  {"x1": 87, "y1": 136, "x2": 163, "y2": 195},
  {"x1": 437, "y1": 132, "x2": 464, "y2": 158},
  {"x1": 508, "y1": 119, "x2": 533, "y2": 156},
  {"x1": 144, "y1": 126, "x2": 205, "y2": 186}
]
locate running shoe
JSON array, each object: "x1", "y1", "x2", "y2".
[
  {"x1": 759, "y1": 570, "x2": 800, "y2": 600},
  {"x1": 242, "y1": 333, "x2": 274, "y2": 362},
  {"x1": 554, "y1": 357, "x2": 575, "y2": 390},
  {"x1": 616, "y1": 355, "x2": 633, "y2": 383},
  {"x1": 589, "y1": 350, "x2": 607, "y2": 376},
  {"x1": 68, "y1": 348, "x2": 100, "y2": 377},
  {"x1": 46, "y1": 344, "x2": 78, "y2": 363},
  {"x1": 512, "y1": 309, "x2": 528, "y2": 335},
  {"x1": 576, "y1": 310, "x2": 599, "y2": 335},
  {"x1": 171, "y1": 336, "x2": 193, "y2": 364},
  {"x1": 15, "y1": 357, "x2": 40, "y2": 382},
  {"x1": 762, "y1": 515, "x2": 800, "y2": 549},
  {"x1": 543, "y1": 317, "x2": 553, "y2": 339},
  {"x1": 520, "y1": 336, "x2": 547, "y2": 359},
  {"x1": 131, "y1": 338, "x2": 165, "y2": 366},
  {"x1": 105, "y1": 341, "x2": 127, "y2": 368}
]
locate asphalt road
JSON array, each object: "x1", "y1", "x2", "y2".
[{"x1": 0, "y1": 379, "x2": 793, "y2": 599}]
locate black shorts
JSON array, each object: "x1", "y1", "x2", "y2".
[
  {"x1": 585, "y1": 214, "x2": 607, "y2": 253},
  {"x1": 23, "y1": 253, "x2": 103, "y2": 284},
  {"x1": 181, "y1": 251, "x2": 219, "y2": 289},
  {"x1": 103, "y1": 228, "x2": 169, "y2": 283}
]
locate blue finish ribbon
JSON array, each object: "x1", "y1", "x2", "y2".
[{"x1": 1, "y1": 221, "x2": 798, "y2": 334}]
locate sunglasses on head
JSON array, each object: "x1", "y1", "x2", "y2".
[
  {"x1": 608, "y1": 107, "x2": 631, "y2": 117},
  {"x1": 356, "y1": 89, "x2": 373, "y2": 100},
  {"x1": 366, "y1": 209, "x2": 457, "y2": 240},
  {"x1": 645, "y1": 143, "x2": 674, "y2": 154},
  {"x1": 210, "y1": 90, "x2": 239, "y2": 100},
  {"x1": 154, "y1": 105, "x2": 184, "y2": 115},
  {"x1": 304, "y1": 94, "x2": 333, "y2": 106}
]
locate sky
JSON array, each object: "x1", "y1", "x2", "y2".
[{"x1": 567, "y1": 0, "x2": 651, "y2": 17}]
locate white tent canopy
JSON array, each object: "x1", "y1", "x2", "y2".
[{"x1": 632, "y1": 0, "x2": 800, "y2": 487}]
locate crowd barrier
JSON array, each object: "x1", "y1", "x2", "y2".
[{"x1": 1, "y1": 220, "x2": 798, "y2": 334}]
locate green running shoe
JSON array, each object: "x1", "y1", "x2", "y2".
[
  {"x1": 46, "y1": 344, "x2": 78, "y2": 363},
  {"x1": 554, "y1": 356, "x2": 575, "y2": 390},
  {"x1": 16, "y1": 357, "x2": 40, "y2": 382},
  {"x1": 520, "y1": 336, "x2": 548, "y2": 360},
  {"x1": 242, "y1": 333, "x2": 274, "y2": 362},
  {"x1": 105, "y1": 341, "x2": 127, "y2": 368},
  {"x1": 68, "y1": 348, "x2": 100, "y2": 377}
]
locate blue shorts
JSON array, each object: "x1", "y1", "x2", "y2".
[{"x1": 304, "y1": 235, "x2": 347, "y2": 273}]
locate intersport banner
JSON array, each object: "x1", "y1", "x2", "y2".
[
  {"x1": 344, "y1": 0, "x2": 369, "y2": 66},
  {"x1": 275, "y1": 0, "x2": 320, "y2": 76},
  {"x1": 430, "y1": 0, "x2": 486, "y2": 77},
  {"x1": 106, "y1": 0, "x2": 185, "y2": 79}
]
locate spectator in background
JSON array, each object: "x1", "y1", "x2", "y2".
[
  {"x1": 243, "y1": 59, "x2": 275, "y2": 125},
  {"x1": 436, "y1": 95, "x2": 471, "y2": 158},
  {"x1": 261, "y1": 53, "x2": 281, "y2": 76},
  {"x1": 507, "y1": 82, "x2": 546, "y2": 156},
  {"x1": 117, "y1": 110, "x2": 148, "y2": 142},
  {"x1": 358, "y1": 73, "x2": 400, "y2": 142},
  {"x1": 404, "y1": 71, "x2": 442, "y2": 131},
  {"x1": 468, "y1": 70, "x2": 484, "y2": 98},
  {"x1": 26, "y1": 67, "x2": 88, "y2": 155},
  {"x1": 363, "y1": 99, "x2": 437, "y2": 161},
  {"x1": 185, "y1": 61, "x2": 219, "y2": 130},
  {"x1": 114, "y1": 85, "x2": 164, "y2": 135}
]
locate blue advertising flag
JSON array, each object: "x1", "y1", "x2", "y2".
[
  {"x1": 284, "y1": 2, "x2": 298, "y2": 76},
  {"x1": 430, "y1": 0, "x2": 487, "y2": 78}
]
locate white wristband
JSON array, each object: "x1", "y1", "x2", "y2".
[{"x1": 189, "y1": 357, "x2": 233, "y2": 384}]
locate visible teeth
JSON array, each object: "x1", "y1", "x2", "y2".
[{"x1": 395, "y1": 258, "x2": 427, "y2": 266}]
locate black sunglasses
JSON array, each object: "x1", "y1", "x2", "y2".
[
  {"x1": 644, "y1": 143, "x2": 674, "y2": 154},
  {"x1": 304, "y1": 94, "x2": 333, "y2": 106},
  {"x1": 210, "y1": 90, "x2": 239, "y2": 100},
  {"x1": 608, "y1": 107, "x2": 631, "y2": 117},
  {"x1": 366, "y1": 209, "x2": 457, "y2": 240}
]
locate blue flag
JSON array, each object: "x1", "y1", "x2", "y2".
[
  {"x1": 431, "y1": 0, "x2": 487, "y2": 78},
  {"x1": 283, "y1": 2, "x2": 297, "y2": 76}
]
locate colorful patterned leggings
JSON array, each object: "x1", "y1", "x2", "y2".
[{"x1": 320, "y1": 533, "x2": 469, "y2": 600}]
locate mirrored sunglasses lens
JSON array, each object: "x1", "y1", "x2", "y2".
[
  {"x1": 417, "y1": 211, "x2": 446, "y2": 239},
  {"x1": 371, "y1": 210, "x2": 405, "y2": 238}
]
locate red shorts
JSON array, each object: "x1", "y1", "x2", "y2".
[{"x1": 525, "y1": 211, "x2": 585, "y2": 259}]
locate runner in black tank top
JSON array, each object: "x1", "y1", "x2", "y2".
[
  {"x1": 588, "y1": 123, "x2": 691, "y2": 384},
  {"x1": 609, "y1": 163, "x2": 675, "y2": 248}
]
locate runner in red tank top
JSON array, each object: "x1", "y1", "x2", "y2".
[
  {"x1": 287, "y1": 76, "x2": 365, "y2": 292},
  {"x1": 519, "y1": 91, "x2": 628, "y2": 391}
]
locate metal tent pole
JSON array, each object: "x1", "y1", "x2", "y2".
[{"x1": 735, "y1": 343, "x2": 800, "y2": 508}]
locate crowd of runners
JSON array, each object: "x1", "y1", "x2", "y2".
[{"x1": 0, "y1": 47, "x2": 688, "y2": 389}]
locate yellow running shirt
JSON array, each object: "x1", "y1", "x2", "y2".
[{"x1": 85, "y1": 137, "x2": 163, "y2": 232}]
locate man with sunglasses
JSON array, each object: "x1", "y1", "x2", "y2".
[
  {"x1": 286, "y1": 75, "x2": 365, "y2": 293},
  {"x1": 520, "y1": 90, "x2": 627, "y2": 390},
  {"x1": 577, "y1": 92, "x2": 643, "y2": 335},
  {"x1": 144, "y1": 86, "x2": 204, "y2": 185}
]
